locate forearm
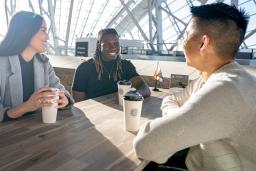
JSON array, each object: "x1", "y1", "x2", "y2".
[
  {"x1": 134, "y1": 81, "x2": 242, "y2": 164},
  {"x1": 161, "y1": 79, "x2": 200, "y2": 114},
  {"x1": 6, "y1": 102, "x2": 31, "y2": 119},
  {"x1": 161, "y1": 95, "x2": 180, "y2": 116},
  {"x1": 136, "y1": 83, "x2": 151, "y2": 98},
  {"x1": 129, "y1": 76, "x2": 151, "y2": 98},
  {"x1": 134, "y1": 118, "x2": 180, "y2": 164}
]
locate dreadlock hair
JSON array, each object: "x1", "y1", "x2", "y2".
[{"x1": 93, "y1": 28, "x2": 123, "y2": 81}]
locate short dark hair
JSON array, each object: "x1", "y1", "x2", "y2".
[
  {"x1": 190, "y1": 2, "x2": 249, "y2": 58},
  {"x1": 0, "y1": 11, "x2": 43, "y2": 56}
]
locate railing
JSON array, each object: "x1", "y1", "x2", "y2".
[
  {"x1": 252, "y1": 49, "x2": 256, "y2": 59},
  {"x1": 122, "y1": 47, "x2": 256, "y2": 59},
  {"x1": 235, "y1": 49, "x2": 254, "y2": 59},
  {"x1": 121, "y1": 46, "x2": 185, "y2": 57}
]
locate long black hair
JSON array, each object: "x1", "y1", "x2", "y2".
[
  {"x1": 0, "y1": 11, "x2": 43, "y2": 56},
  {"x1": 93, "y1": 28, "x2": 123, "y2": 81}
]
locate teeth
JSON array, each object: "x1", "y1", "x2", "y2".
[{"x1": 109, "y1": 53, "x2": 116, "y2": 55}]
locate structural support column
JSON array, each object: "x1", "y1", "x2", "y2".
[
  {"x1": 155, "y1": 0, "x2": 165, "y2": 53},
  {"x1": 47, "y1": 0, "x2": 60, "y2": 54},
  {"x1": 119, "y1": 0, "x2": 150, "y2": 45},
  {"x1": 4, "y1": 0, "x2": 16, "y2": 25},
  {"x1": 64, "y1": 0, "x2": 74, "y2": 55},
  {"x1": 148, "y1": 0, "x2": 156, "y2": 52}
]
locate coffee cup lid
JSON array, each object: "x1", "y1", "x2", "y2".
[
  {"x1": 123, "y1": 91, "x2": 144, "y2": 101},
  {"x1": 117, "y1": 80, "x2": 132, "y2": 85},
  {"x1": 50, "y1": 88, "x2": 60, "y2": 94},
  {"x1": 51, "y1": 88, "x2": 60, "y2": 91}
]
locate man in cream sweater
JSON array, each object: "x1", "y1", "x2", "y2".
[{"x1": 134, "y1": 2, "x2": 256, "y2": 171}]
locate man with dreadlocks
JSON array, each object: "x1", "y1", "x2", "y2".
[{"x1": 72, "y1": 28, "x2": 150, "y2": 102}]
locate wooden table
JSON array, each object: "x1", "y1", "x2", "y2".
[{"x1": 0, "y1": 89, "x2": 168, "y2": 171}]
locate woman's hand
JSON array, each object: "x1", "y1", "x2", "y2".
[
  {"x1": 57, "y1": 91, "x2": 69, "y2": 108},
  {"x1": 25, "y1": 86, "x2": 59, "y2": 112},
  {"x1": 6, "y1": 86, "x2": 62, "y2": 119}
]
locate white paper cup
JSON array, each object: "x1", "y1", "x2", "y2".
[
  {"x1": 123, "y1": 100, "x2": 143, "y2": 132},
  {"x1": 117, "y1": 81, "x2": 132, "y2": 106},
  {"x1": 42, "y1": 88, "x2": 59, "y2": 123},
  {"x1": 123, "y1": 91, "x2": 144, "y2": 132},
  {"x1": 42, "y1": 104, "x2": 58, "y2": 123}
]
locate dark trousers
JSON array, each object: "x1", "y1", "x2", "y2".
[{"x1": 143, "y1": 148, "x2": 189, "y2": 171}]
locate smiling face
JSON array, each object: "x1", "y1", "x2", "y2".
[
  {"x1": 182, "y1": 17, "x2": 204, "y2": 70},
  {"x1": 100, "y1": 34, "x2": 120, "y2": 61},
  {"x1": 28, "y1": 20, "x2": 49, "y2": 54}
]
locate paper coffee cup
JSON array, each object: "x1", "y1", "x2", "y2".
[
  {"x1": 123, "y1": 91, "x2": 144, "y2": 132},
  {"x1": 42, "y1": 104, "x2": 58, "y2": 123},
  {"x1": 42, "y1": 88, "x2": 59, "y2": 123},
  {"x1": 117, "y1": 80, "x2": 132, "y2": 106}
]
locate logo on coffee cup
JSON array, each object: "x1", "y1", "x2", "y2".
[{"x1": 130, "y1": 109, "x2": 138, "y2": 117}]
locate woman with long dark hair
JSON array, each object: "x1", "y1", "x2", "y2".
[{"x1": 0, "y1": 11, "x2": 73, "y2": 122}]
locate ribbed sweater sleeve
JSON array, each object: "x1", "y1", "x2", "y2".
[{"x1": 161, "y1": 77, "x2": 203, "y2": 116}]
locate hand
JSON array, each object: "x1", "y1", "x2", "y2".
[
  {"x1": 25, "y1": 86, "x2": 59, "y2": 111},
  {"x1": 57, "y1": 91, "x2": 69, "y2": 108}
]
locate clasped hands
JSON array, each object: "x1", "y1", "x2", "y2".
[{"x1": 26, "y1": 86, "x2": 69, "y2": 112}]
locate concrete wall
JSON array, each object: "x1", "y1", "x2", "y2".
[{"x1": 54, "y1": 67, "x2": 173, "y2": 93}]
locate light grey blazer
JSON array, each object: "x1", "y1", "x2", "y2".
[{"x1": 0, "y1": 54, "x2": 74, "y2": 121}]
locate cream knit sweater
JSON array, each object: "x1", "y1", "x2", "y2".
[{"x1": 134, "y1": 62, "x2": 256, "y2": 171}]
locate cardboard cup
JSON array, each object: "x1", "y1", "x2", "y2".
[
  {"x1": 123, "y1": 100, "x2": 143, "y2": 132},
  {"x1": 117, "y1": 81, "x2": 132, "y2": 106},
  {"x1": 42, "y1": 88, "x2": 60, "y2": 123},
  {"x1": 123, "y1": 91, "x2": 144, "y2": 132}
]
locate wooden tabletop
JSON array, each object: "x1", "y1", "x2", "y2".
[{"x1": 0, "y1": 89, "x2": 168, "y2": 171}]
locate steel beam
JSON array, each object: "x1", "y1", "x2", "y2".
[
  {"x1": 64, "y1": 0, "x2": 74, "y2": 55},
  {"x1": 119, "y1": 0, "x2": 152, "y2": 50}
]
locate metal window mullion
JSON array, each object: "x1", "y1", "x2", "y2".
[
  {"x1": 119, "y1": 0, "x2": 149, "y2": 42},
  {"x1": 64, "y1": 0, "x2": 74, "y2": 54},
  {"x1": 80, "y1": 0, "x2": 94, "y2": 37},
  {"x1": 70, "y1": 0, "x2": 83, "y2": 46},
  {"x1": 88, "y1": 0, "x2": 110, "y2": 37}
]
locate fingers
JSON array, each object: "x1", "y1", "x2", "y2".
[
  {"x1": 34, "y1": 87, "x2": 67, "y2": 108},
  {"x1": 37, "y1": 90, "x2": 60, "y2": 107},
  {"x1": 41, "y1": 102, "x2": 55, "y2": 107},
  {"x1": 58, "y1": 103, "x2": 66, "y2": 109},
  {"x1": 39, "y1": 91, "x2": 68, "y2": 108},
  {"x1": 35, "y1": 86, "x2": 51, "y2": 94},
  {"x1": 38, "y1": 97, "x2": 59, "y2": 107},
  {"x1": 37, "y1": 88, "x2": 60, "y2": 100},
  {"x1": 37, "y1": 97, "x2": 52, "y2": 107},
  {"x1": 57, "y1": 95, "x2": 69, "y2": 108},
  {"x1": 58, "y1": 90, "x2": 65, "y2": 97},
  {"x1": 37, "y1": 98, "x2": 43, "y2": 107}
]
